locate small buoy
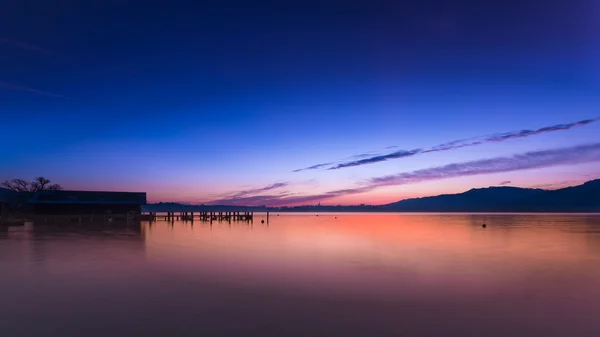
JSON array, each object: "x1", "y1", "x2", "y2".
[
  {"x1": 482, "y1": 224, "x2": 487, "y2": 228},
  {"x1": 261, "y1": 220, "x2": 264, "y2": 224},
  {"x1": 316, "y1": 215, "x2": 319, "y2": 217},
  {"x1": 335, "y1": 217, "x2": 337, "y2": 219}
]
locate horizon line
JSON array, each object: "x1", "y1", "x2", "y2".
[{"x1": 144, "y1": 178, "x2": 597, "y2": 207}]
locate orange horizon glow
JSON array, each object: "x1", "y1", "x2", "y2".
[{"x1": 141, "y1": 213, "x2": 600, "y2": 298}]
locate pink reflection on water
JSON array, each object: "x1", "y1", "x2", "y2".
[
  {"x1": 1, "y1": 214, "x2": 600, "y2": 337},
  {"x1": 143, "y1": 214, "x2": 600, "y2": 302}
]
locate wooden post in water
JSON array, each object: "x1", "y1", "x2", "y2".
[{"x1": 267, "y1": 212, "x2": 269, "y2": 223}]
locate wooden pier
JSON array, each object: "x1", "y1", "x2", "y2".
[
  {"x1": 143, "y1": 211, "x2": 256, "y2": 223},
  {"x1": 2, "y1": 211, "x2": 265, "y2": 227}
]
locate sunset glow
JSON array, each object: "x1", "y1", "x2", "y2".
[{"x1": 1, "y1": 1, "x2": 599, "y2": 205}]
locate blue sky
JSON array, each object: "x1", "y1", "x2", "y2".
[{"x1": 1, "y1": 0, "x2": 599, "y2": 205}]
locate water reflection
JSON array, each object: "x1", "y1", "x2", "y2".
[
  {"x1": 142, "y1": 214, "x2": 600, "y2": 296},
  {"x1": 1, "y1": 214, "x2": 600, "y2": 337}
]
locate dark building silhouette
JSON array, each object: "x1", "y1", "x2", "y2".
[
  {"x1": 27, "y1": 190, "x2": 147, "y2": 215},
  {"x1": 0, "y1": 188, "x2": 13, "y2": 218}
]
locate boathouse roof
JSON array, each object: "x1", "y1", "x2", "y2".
[
  {"x1": 0, "y1": 188, "x2": 14, "y2": 203},
  {"x1": 28, "y1": 190, "x2": 147, "y2": 205}
]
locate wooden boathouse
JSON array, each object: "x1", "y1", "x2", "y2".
[
  {"x1": 10, "y1": 190, "x2": 148, "y2": 225},
  {"x1": 27, "y1": 190, "x2": 147, "y2": 215},
  {"x1": 0, "y1": 188, "x2": 13, "y2": 219}
]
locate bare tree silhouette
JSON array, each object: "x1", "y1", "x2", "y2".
[{"x1": 1, "y1": 177, "x2": 63, "y2": 192}]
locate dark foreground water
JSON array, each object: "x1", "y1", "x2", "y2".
[{"x1": 2, "y1": 213, "x2": 600, "y2": 337}]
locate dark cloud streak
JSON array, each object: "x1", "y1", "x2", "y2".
[
  {"x1": 227, "y1": 143, "x2": 600, "y2": 206},
  {"x1": 327, "y1": 149, "x2": 422, "y2": 170},
  {"x1": 294, "y1": 118, "x2": 599, "y2": 171},
  {"x1": 225, "y1": 182, "x2": 289, "y2": 199},
  {"x1": 210, "y1": 186, "x2": 375, "y2": 207},
  {"x1": 370, "y1": 143, "x2": 600, "y2": 187},
  {"x1": 293, "y1": 163, "x2": 333, "y2": 172}
]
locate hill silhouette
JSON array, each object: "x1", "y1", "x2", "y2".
[
  {"x1": 508, "y1": 179, "x2": 600, "y2": 212},
  {"x1": 381, "y1": 186, "x2": 545, "y2": 212},
  {"x1": 383, "y1": 179, "x2": 600, "y2": 212}
]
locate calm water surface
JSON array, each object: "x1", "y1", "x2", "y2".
[{"x1": 2, "y1": 213, "x2": 600, "y2": 336}]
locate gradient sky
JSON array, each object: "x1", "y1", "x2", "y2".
[{"x1": 1, "y1": 0, "x2": 599, "y2": 205}]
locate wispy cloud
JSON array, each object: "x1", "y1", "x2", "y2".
[
  {"x1": 224, "y1": 182, "x2": 289, "y2": 199},
  {"x1": 1, "y1": 37, "x2": 141, "y2": 77},
  {"x1": 209, "y1": 193, "x2": 295, "y2": 206},
  {"x1": 369, "y1": 143, "x2": 600, "y2": 187},
  {"x1": 499, "y1": 181, "x2": 512, "y2": 186},
  {"x1": 0, "y1": 80, "x2": 68, "y2": 98},
  {"x1": 529, "y1": 180, "x2": 581, "y2": 190},
  {"x1": 211, "y1": 186, "x2": 375, "y2": 207},
  {"x1": 293, "y1": 163, "x2": 333, "y2": 172},
  {"x1": 208, "y1": 181, "x2": 374, "y2": 206},
  {"x1": 236, "y1": 143, "x2": 600, "y2": 206},
  {"x1": 328, "y1": 149, "x2": 422, "y2": 170},
  {"x1": 0, "y1": 37, "x2": 59, "y2": 56},
  {"x1": 294, "y1": 118, "x2": 599, "y2": 171},
  {"x1": 294, "y1": 148, "x2": 400, "y2": 172}
]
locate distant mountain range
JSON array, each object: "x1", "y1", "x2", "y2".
[
  {"x1": 144, "y1": 179, "x2": 600, "y2": 213},
  {"x1": 381, "y1": 179, "x2": 600, "y2": 212}
]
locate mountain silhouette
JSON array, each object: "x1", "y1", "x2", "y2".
[
  {"x1": 509, "y1": 179, "x2": 600, "y2": 212},
  {"x1": 382, "y1": 179, "x2": 600, "y2": 212}
]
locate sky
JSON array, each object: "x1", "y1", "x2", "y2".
[{"x1": 1, "y1": 0, "x2": 599, "y2": 206}]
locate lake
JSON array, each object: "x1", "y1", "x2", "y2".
[{"x1": 2, "y1": 213, "x2": 600, "y2": 337}]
